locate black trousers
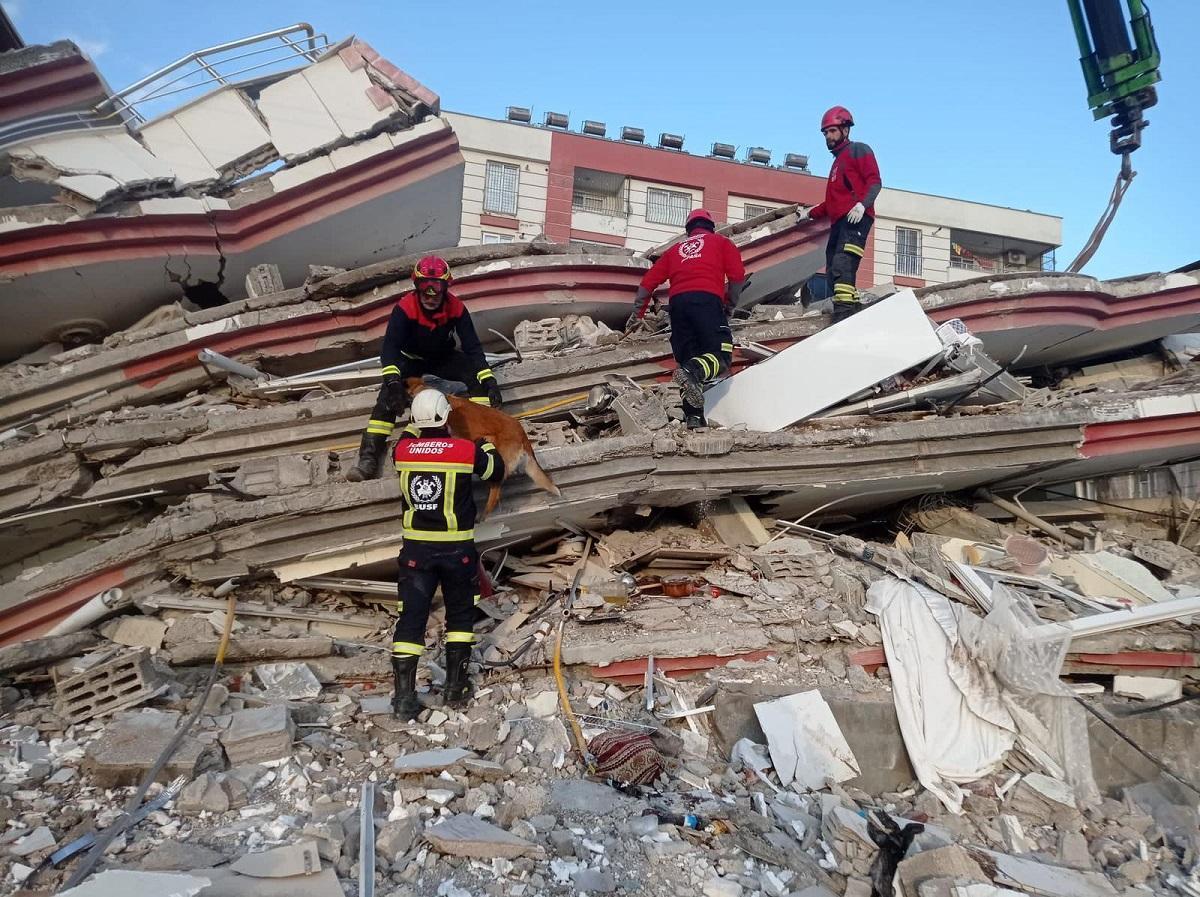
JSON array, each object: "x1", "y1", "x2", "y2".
[
  {"x1": 825, "y1": 214, "x2": 873, "y2": 302},
  {"x1": 391, "y1": 540, "x2": 480, "y2": 657},
  {"x1": 365, "y1": 352, "x2": 488, "y2": 439},
  {"x1": 669, "y1": 288, "x2": 732, "y2": 372}
]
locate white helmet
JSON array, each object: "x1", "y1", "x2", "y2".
[{"x1": 410, "y1": 389, "x2": 451, "y2": 428}]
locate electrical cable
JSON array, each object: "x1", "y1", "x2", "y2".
[
  {"x1": 1074, "y1": 695, "x2": 1200, "y2": 797},
  {"x1": 58, "y1": 594, "x2": 238, "y2": 892}
]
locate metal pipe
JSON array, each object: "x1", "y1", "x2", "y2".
[
  {"x1": 976, "y1": 489, "x2": 1084, "y2": 549},
  {"x1": 197, "y1": 348, "x2": 267, "y2": 381},
  {"x1": 358, "y1": 781, "x2": 376, "y2": 897}
]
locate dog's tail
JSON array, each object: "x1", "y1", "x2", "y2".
[
  {"x1": 483, "y1": 484, "x2": 502, "y2": 520},
  {"x1": 526, "y1": 454, "x2": 561, "y2": 497}
]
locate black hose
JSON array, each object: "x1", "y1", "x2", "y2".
[{"x1": 1075, "y1": 696, "x2": 1200, "y2": 796}]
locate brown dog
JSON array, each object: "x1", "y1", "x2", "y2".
[{"x1": 405, "y1": 378, "x2": 561, "y2": 517}]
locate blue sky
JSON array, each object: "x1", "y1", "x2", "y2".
[{"x1": 8, "y1": 0, "x2": 1197, "y2": 279}]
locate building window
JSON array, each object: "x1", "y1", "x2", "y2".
[
  {"x1": 743, "y1": 203, "x2": 772, "y2": 220},
  {"x1": 481, "y1": 232, "x2": 516, "y2": 244},
  {"x1": 483, "y1": 160, "x2": 519, "y2": 216},
  {"x1": 645, "y1": 187, "x2": 691, "y2": 227},
  {"x1": 572, "y1": 169, "x2": 630, "y2": 217},
  {"x1": 895, "y1": 226, "x2": 922, "y2": 277}
]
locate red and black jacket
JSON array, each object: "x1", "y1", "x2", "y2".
[
  {"x1": 809, "y1": 141, "x2": 882, "y2": 222},
  {"x1": 393, "y1": 431, "x2": 505, "y2": 542},
  {"x1": 380, "y1": 291, "x2": 493, "y2": 384},
  {"x1": 636, "y1": 231, "x2": 746, "y2": 317}
]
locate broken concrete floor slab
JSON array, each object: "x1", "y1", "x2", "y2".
[
  {"x1": 82, "y1": 709, "x2": 205, "y2": 787},
  {"x1": 59, "y1": 870, "x2": 211, "y2": 897},
  {"x1": 423, "y1": 813, "x2": 539, "y2": 859}
]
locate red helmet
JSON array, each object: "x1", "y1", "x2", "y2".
[
  {"x1": 413, "y1": 255, "x2": 452, "y2": 286},
  {"x1": 820, "y1": 106, "x2": 854, "y2": 132},
  {"x1": 684, "y1": 208, "x2": 715, "y2": 230}
]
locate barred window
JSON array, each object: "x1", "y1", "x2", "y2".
[
  {"x1": 895, "y1": 226, "x2": 923, "y2": 277},
  {"x1": 483, "y1": 160, "x2": 519, "y2": 216},
  {"x1": 743, "y1": 203, "x2": 772, "y2": 220},
  {"x1": 645, "y1": 187, "x2": 691, "y2": 227}
]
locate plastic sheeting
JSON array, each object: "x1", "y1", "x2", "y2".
[
  {"x1": 866, "y1": 577, "x2": 1016, "y2": 814},
  {"x1": 867, "y1": 576, "x2": 1099, "y2": 814}
]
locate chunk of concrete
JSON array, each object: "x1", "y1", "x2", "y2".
[
  {"x1": 83, "y1": 710, "x2": 205, "y2": 787},
  {"x1": 220, "y1": 705, "x2": 295, "y2": 766},
  {"x1": 549, "y1": 779, "x2": 638, "y2": 814},
  {"x1": 180, "y1": 866, "x2": 341, "y2": 897},
  {"x1": 0, "y1": 631, "x2": 99, "y2": 675},
  {"x1": 175, "y1": 773, "x2": 230, "y2": 815},
  {"x1": 109, "y1": 616, "x2": 168, "y2": 650},
  {"x1": 423, "y1": 813, "x2": 538, "y2": 859},
  {"x1": 1114, "y1": 675, "x2": 1183, "y2": 702},
  {"x1": 253, "y1": 662, "x2": 322, "y2": 700},
  {"x1": 57, "y1": 870, "x2": 210, "y2": 897},
  {"x1": 897, "y1": 846, "x2": 988, "y2": 897},
  {"x1": 392, "y1": 747, "x2": 472, "y2": 774},
  {"x1": 230, "y1": 841, "x2": 321, "y2": 878},
  {"x1": 8, "y1": 826, "x2": 55, "y2": 857},
  {"x1": 139, "y1": 840, "x2": 228, "y2": 871}
]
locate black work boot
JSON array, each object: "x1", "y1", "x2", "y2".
[
  {"x1": 391, "y1": 655, "x2": 421, "y2": 720},
  {"x1": 346, "y1": 432, "x2": 387, "y2": 482},
  {"x1": 672, "y1": 365, "x2": 704, "y2": 412},
  {"x1": 443, "y1": 642, "x2": 475, "y2": 709},
  {"x1": 831, "y1": 298, "x2": 862, "y2": 323}
]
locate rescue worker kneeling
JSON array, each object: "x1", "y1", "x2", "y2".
[{"x1": 390, "y1": 388, "x2": 505, "y2": 719}]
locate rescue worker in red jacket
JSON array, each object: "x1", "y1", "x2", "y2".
[
  {"x1": 624, "y1": 209, "x2": 745, "y2": 429},
  {"x1": 389, "y1": 388, "x2": 505, "y2": 719},
  {"x1": 797, "y1": 106, "x2": 882, "y2": 322},
  {"x1": 346, "y1": 255, "x2": 503, "y2": 482}
]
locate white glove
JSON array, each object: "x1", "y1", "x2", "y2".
[
  {"x1": 795, "y1": 207, "x2": 811, "y2": 224},
  {"x1": 846, "y1": 202, "x2": 865, "y2": 225}
]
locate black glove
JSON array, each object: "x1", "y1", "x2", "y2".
[
  {"x1": 383, "y1": 375, "x2": 408, "y2": 415},
  {"x1": 486, "y1": 380, "x2": 503, "y2": 410}
]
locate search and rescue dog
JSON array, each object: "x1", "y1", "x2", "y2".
[{"x1": 405, "y1": 378, "x2": 561, "y2": 517}]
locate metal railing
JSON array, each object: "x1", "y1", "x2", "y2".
[
  {"x1": 96, "y1": 24, "x2": 331, "y2": 125},
  {"x1": 949, "y1": 255, "x2": 1049, "y2": 276},
  {"x1": 895, "y1": 253, "x2": 923, "y2": 278},
  {"x1": 572, "y1": 189, "x2": 629, "y2": 218}
]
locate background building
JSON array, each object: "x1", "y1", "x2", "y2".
[{"x1": 447, "y1": 110, "x2": 1062, "y2": 291}]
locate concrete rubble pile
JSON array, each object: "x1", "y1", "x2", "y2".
[
  {"x1": 3, "y1": 263, "x2": 1200, "y2": 896},
  {"x1": 4, "y1": 46, "x2": 1200, "y2": 897}
]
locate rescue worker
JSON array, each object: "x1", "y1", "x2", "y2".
[
  {"x1": 797, "y1": 106, "x2": 882, "y2": 322},
  {"x1": 389, "y1": 388, "x2": 505, "y2": 719},
  {"x1": 624, "y1": 209, "x2": 745, "y2": 429},
  {"x1": 346, "y1": 255, "x2": 503, "y2": 482}
]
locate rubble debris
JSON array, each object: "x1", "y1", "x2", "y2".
[
  {"x1": 82, "y1": 710, "x2": 205, "y2": 787},
  {"x1": 53, "y1": 647, "x2": 171, "y2": 722},
  {"x1": 423, "y1": 814, "x2": 539, "y2": 859},
  {"x1": 229, "y1": 841, "x2": 322, "y2": 877},
  {"x1": 57, "y1": 870, "x2": 211, "y2": 897},
  {"x1": 253, "y1": 662, "x2": 323, "y2": 700},
  {"x1": 0, "y1": 631, "x2": 100, "y2": 675},
  {"x1": 1114, "y1": 675, "x2": 1184, "y2": 701},
  {"x1": 392, "y1": 748, "x2": 473, "y2": 774},
  {"x1": 219, "y1": 705, "x2": 296, "y2": 765},
  {"x1": 754, "y1": 690, "x2": 860, "y2": 790}
]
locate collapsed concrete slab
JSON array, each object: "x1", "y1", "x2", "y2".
[{"x1": 0, "y1": 36, "x2": 459, "y2": 362}]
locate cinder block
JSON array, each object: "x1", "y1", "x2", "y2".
[{"x1": 53, "y1": 649, "x2": 169, "y2": 723}]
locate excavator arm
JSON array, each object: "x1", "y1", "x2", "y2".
[
  {"x1": 1066, "y1": 0, "x2": 1161, "y2": 155},
  {"x1": 1063, "y1": 0, "x2": 1163, "y2": 271}
]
